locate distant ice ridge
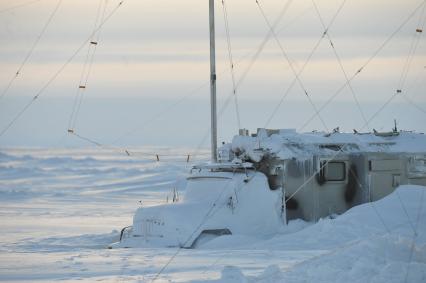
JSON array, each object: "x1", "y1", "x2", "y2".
[{"x1": 189, "y1": 185, "x2": 426, "y2": 283}]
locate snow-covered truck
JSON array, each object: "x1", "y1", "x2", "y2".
[{"x1": 111, "y1": 128, "x2": 426, "y2": 248}]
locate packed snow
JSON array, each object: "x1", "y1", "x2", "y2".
[{"x1": 0, "y1": 147, "x2": 425, "y2": 282}]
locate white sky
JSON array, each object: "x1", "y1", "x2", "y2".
[{"x1": 0, "y1": 0, "x2": 425, "y2": 147}]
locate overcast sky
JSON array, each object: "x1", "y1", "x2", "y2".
[{"x1": 0, "y1": 0, "x2": 425, "y2": 148}]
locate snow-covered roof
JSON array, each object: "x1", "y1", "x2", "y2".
[{"x1": 230, "y1": 129, "x2": 426, "y2": 161}]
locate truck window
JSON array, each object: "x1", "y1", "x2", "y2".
[{"x1": 319, "y1": 161, "x2": 346, "y2": 182}]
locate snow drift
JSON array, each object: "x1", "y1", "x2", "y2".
[{"x1": 190, "y1": 185, "x2": 426, "y2": 283}]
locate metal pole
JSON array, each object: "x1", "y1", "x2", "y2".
[{"x1": 209, "y1": 0, "x2": 218, "y2": 163}]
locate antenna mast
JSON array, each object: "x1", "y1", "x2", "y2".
[{"x1": 209, "y1": 0, "x2": 218, "y2": 162}]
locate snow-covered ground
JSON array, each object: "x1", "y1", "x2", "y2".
[{"x1": 0, "y1": 147, "x2": 425, "y2": 282}]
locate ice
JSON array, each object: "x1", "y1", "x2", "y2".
[
  {"x1": 0, "y1": 147, "x2": 425, "y2": 282},
  {"x1": 230, "y1": 130, "x2": 426, "y2": 162}
]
